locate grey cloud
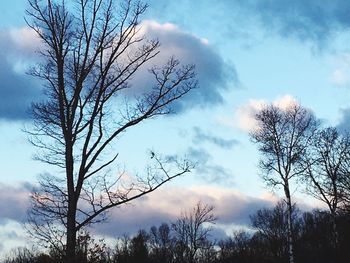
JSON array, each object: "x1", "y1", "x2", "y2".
[
  {"x1": 0, "y1": 181, "x2": 289, "y2": 240},
  {"x1": 186, "y1": 147, "x2": 211, "y2": 164},
  {"x1": 186, "y1": 147, "x2": 234, "y2": 185},
  {"x1": 90, "y1": 186, "x2": 276, "y2": 238},
  {"x1": 160, "y1": 32, "x2": 236, "y2": 110},
  {"x1": 0, "y1": 59, "x2": 40, "y2": 120},
  {"x1": 0, "y1": 29, "x2": 42, "y2": 120},
  {"x1": 197, "y1": 164, "x2": 234, "y2": 185},
  {"x1": 1, "y1": 20, "x2": 237, "y2": 121},
  {"x1": 238, "y1": 0, "x2": 350, "y2": 47},
  {"x1": 3, "y1": 230, "x2": 19, "y2": 240},
  {"x1": 0, "y1": 218, "x2": 10, "y2": 225},
  {"x1": 215, "y1": 194, "x2": 274, "y2": 225},
  {"x1": 131, "y1": 21, "x2": 238, "y2": 112},
  {"x1": 337, "y1": 108, "x2": 350, "y2": 132},
  {"x1": 192, "y1": 126, "x2": 239, "y2": 149},
  {"x1": 0, "y1": 183, "x2": 31, "y2": 223},
  {"x1": 210, "y1": 226, "x2": 229, "y2": 241},
  {"x1": 149, "y1": 0, "x2": 350, "y2": 48},
  {"x1": 0, "y1": 179, "x2": 271, "y2": 239},
  {"x1": 92, "y1": 200, "x2": 174, "y2": 237}
]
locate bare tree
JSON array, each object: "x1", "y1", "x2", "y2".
[
  {"x1": 301, "y1": 127, "x2": 350, "y2": 255},
  {"x1": 27, "y1": 174, "x2": 67, "y2": 253},
  {"x1": 338, "y1": 140, "x2": 350, "y2": 212},
  {"x1": 172, "y1": 202, "x2": 217, "y2": 263},
  {"x1": 250, "y1": 103, "x2": 318, "y2": 263},
  {"x1": 250, "y1": 201, "x2": 301, "y2": 262},
  {"x1": 217, "y1": 230, "x2": 252, "y2": 262},
  {"x1": 25, "y1": 0, "x2": 196, "y2": 261}
]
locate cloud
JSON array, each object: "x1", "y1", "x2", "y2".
[
  {"x1": 8, "y1": 27, "x2": 42, "y2": 57},
  {"x1": 336, "y1": 107, "x2": 350, "y2": 132},
  {"x1": 0, "y1": 183, "x2": 32, "y2": 223},
  {"x1": 0, "y1": 219, "x2": 31, "y2": 257},
  {"x1": 0, "y1": 27, "x2": 42, "y2": 120},
  {"x1": 210, "y1": 226, "x2": 229, "y2": 241},
  {"x1": 186, "y1": 147, "x2": 234, "y2": 185},
  {"x1": 192, "y1": 126, "x2": 239, "y2": 149},
  {"x1": 131, "y1": 20, "x2": 238, "y2": 111},
  {"x1": 1, "y1": 20, "x2": 236, "y2": 120},
  {"x1": 234, "y1": 94, "x2": 298, "y2": 132},
  {"x1": 238, "y1": 0, "x2": 350, "y2": 46},
  {"x1": 150, "y1": 0, "x2": 350, "y2": 48},
  {"x1": 234, "y1": 99, "x2": 266, "y2": 132},
  {"x1": 92, "y1": 185, "x2": 276, "y2": 237},
  {"x1": 0, "y1": 181, "x2": 268, "y2": 238},
  {"x1": 0, "y1": 181, "x2": 321, "y2": 241}
]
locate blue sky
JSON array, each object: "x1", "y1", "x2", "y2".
[{"x1": 1, "y1": 0, "x2": 350, "y2": 256}]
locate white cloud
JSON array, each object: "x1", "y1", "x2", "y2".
[
  {"x1": 234, "y1": 94, "x2": 299, "y2": 132},
  {"x1": 235, "y1": 99, "x2": 265, "y2": 132},
  {"x1": 272, "y1": 94, "x2": 298, "y2": 110},
  {"x1": 8, "y1": 27, "x2": 42, "y2": 57}
]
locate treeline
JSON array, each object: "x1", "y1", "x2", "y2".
[{"x1": 4, "y1": 202, "x2": 350, "y2": 263}]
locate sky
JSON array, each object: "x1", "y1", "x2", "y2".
[{"x1": 1, "y1": 0, "x2": 350, "y2": 256}]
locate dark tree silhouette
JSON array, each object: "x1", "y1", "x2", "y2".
[
  {"x1": 250, "y1": 103, "x2": 318, "y2": 263},
  {"x1": 301, "y1": 127, "x2": 350, "y2": 257},
  {"x1": 297, "y1": 210, "x2": 335, "y2": 263},
  {"x1": 250, "y1": 201, "x2": 301, "y2": 263},
  {"x1": 25, "y1": 0, "x2": 196, "y2": 261},
  {"x1": 149, "y1": 223, "x2": 174, "y2": 263},
  {"x1": 218, "y1": 230, "x2": 252, "y2": 263},
  {"x1": 172, "y1": 202, "x2": 216, "y2": 263},
  {"x1": 129, "y1": 230, "x2": 150, "y2": 263}
]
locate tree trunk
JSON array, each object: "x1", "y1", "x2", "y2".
[
  {"x1": 331, "y1": 212, "x2": 338, "y2": 263},
  {"x1": 284, "y1": 184, "x2": 295, "y2": 263},
  {"x1": 66, "y1": 202, "x2": 77, "y2": 263},
  {"x1": 65, "y1": 142, "x2": 76, "y2": 263}
]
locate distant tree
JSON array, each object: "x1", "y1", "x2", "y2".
[
  {"x1": 297, "y1": 210, "x2": 334, "y2": 263},
  {"x1": 218, "y1": 230, "x2": 252, "y2": 263},
  {"x1": 172, "y1": 202, "x2": 217, "y2": 263},
  {"x1": 74, "y1": 232, "x2": 108, "y2": 263},
  {"x1": 3, "y1": 248, "x2": 37, "y2": 263},
  {"x1": 250, "y1": 103, "x2": 318, "y2": 263},
  {"x1": 195, "y1": 239, "x2": 216, "y2": 263},
  {"x1": 112, "y1": 234, "x2": 131, "y2": 263},
  {"x1": 149, "y1": 223, "x2": 174, "y2": 263},
  {"x1": 129, "y1": 230, "x2": 150, "y2": 263},
  {"x1": 301, "y1": 127, "x2": 350, "y2": 255},
  {"x1": 338, "y1": 144, "x2": 350, "y2": 211},
  {"x1": 250, "y1": 201, "x2": 300, "y2": 262},
  {"x1": 25, "y1": 0, "x2": 196, "y2": 262}
]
